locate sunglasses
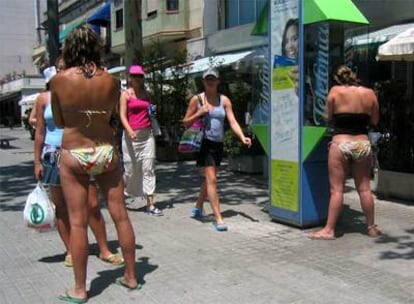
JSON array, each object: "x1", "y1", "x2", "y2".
[{"x1": 204, "y1": 76, "x2": 217, "y2": 81}]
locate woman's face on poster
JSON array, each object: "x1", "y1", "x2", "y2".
[{"x1": 284, "y1": 25, "x2": 299, "y2": 59}]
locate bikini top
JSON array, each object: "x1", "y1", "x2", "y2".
[{"x1": 332, "y1": 113, "x2": 370, "y2": 135}]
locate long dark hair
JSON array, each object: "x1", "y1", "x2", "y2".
[
  {"x1": 282, "y1": 18, "x2": 299, "y2": 58},
  {"x1": 62, "y1": 24, "x2": 104, "y2": 76},
  {"x1": 333, "y1": 65, "x2": 361, "y2": 86}
]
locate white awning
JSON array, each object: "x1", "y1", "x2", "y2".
[
  {"x1": 350, "y1": 23, "x2": 414, "y2": 46},
  {"x1": 18, "y1": 93, "x2": 39, "y2": 106},
  {"x1": 377, "y1": 27, "x2": 414, "y2": 61},
  {"x1": 164, "y1": 50, "x2": 253, "y2": 78},
  {"x1": 108, "y1": 66, "x2": 126, "y2": 74}
]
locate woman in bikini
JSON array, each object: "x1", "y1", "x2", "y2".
[
  {"x1": 308, "y1": 65, "x2": 381, "y2": 240},
  {"x1": 119, "y1": 65, "x2": 163, "y2": 216},
  {"x1": 182, "y1": 67, "x2": 251, "y2": 231},
  {"x1": 51, "y1": 25, "x2": 137, "y2": 303},
  {"x1": 34, "y1": 62, "x2": 123, "y2": 269}
]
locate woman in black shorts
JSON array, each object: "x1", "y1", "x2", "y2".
[{"x1": 182, "y1": 68, "x2": 251, "y2": 231}]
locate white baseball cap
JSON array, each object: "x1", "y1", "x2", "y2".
[
  {"x1": 43, "y1": 66, "x2": 57, "y2": 84},
  {"x1": 202, "y1": 67, "x2": 219, "y2": 79}
]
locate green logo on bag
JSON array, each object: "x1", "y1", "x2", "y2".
[{"x1": 30, "y1": 203, "x2": 45, "y2": 225}]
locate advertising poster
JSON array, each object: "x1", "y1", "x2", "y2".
[{"x1": 270, "y1": 0, "x2": 299, "y2": 212}]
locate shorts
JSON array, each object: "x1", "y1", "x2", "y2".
[
  {"x1": 41, "y1": 146, "x2": 60, "y2": 186},
  {"x1": 196, "y1": 138, "x2": 224, "y2": 167}
]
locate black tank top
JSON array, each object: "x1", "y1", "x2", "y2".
[{"x1": 332, "y1": 113, "x2": 370, "y2": 135}]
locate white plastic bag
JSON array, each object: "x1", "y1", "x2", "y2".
[{"x1": 23, "y1": 182, "x2": 56, "y2": 230}]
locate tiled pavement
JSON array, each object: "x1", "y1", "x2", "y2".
[{"x1": 0, "y1": 127, "x2": 413, "y2": 304}]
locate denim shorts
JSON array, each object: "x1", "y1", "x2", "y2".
[{"x1": 41, "y1": 146, "x2": 60, "y2": 186}]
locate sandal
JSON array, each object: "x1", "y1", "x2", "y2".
[
  {"x1": 147, "y1": 207, "x2": 163, "y2": 216},
  {"x1": 64, "y1": 254, "x2": 73, "y2": 267},
  {"x1": 100, "y1": 253, "x2": 125, "y2": 266},
  {"x1": 368, "y1": 224, "x2": 382, "y2": 237}
]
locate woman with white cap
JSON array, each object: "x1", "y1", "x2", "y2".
[{"x1": 182, "y1": 67, "x2": 252, "y2": 231}]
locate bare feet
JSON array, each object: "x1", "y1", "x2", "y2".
[
  {"x1": 307, "y1": 229, "x2": 336, "y2": 240},
  {"x1": 367, "y1": 224, "x2": 381, "y2": 237}
]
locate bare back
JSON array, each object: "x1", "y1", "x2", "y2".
[
  {"x1": 327, "y1": 85, "x2": 379, "y2": 127},
  {"x1": 51, "y1": 67, "x2": 120, "y2": 149}
]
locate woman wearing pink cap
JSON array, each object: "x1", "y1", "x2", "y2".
[{"x1": 120, "y1": 65, "x2": 163, "y2": 216}]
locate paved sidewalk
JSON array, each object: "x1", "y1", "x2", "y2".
[{"x1": 0, "y1": 127, "x2": 413, "y2": 304}]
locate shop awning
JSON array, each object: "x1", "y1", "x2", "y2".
[
  {"x1": 377, "y1": 26, "x2": 414, "y2": 61},
  {"x1": 165, "y1": 50, "x2": 253, "y2": 78},
  {"x1": 108, "y1": 66, "x2": 126, "y2": 74},
  {"x1": 350, "y1": 23, "x2": 414, "y2": 46},
  {"x1": 87, "y1": 2, "x2": 111, "y2": 26},
  {"x1": 18, "y1": 93, "x2": 39, "y2": 106},
  {"x1": 59, "y1": 19, "x2": 85, "y2": 42},
  {"x1": 251, "y1": 0, "x2": 369, "y2": 35}
]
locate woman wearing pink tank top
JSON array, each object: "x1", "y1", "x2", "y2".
[{"x1": 119, "y1": 65, "x2": 163, "y2": 216}]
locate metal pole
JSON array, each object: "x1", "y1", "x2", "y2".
[{"x1": 47, "y1": 0, "x2": 59, "y2": 67}]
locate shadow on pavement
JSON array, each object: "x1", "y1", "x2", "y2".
[
  {"x1": 335, "y1": 205, "x2": 414, "y2": 260},
  {"x1": 38, "y1": 240, "x2": 144, "y2": 264},
  {"x1": 88, "y1": 256, "x2": 158, "y2": 299},
  {"x1": 0, "y1": 160, "x2": 35, "y2": 211},
  {"x1": 155, "y1": 161, "x2": 267, "y2": 210},
  {"x1": 375, "y1": 228, "x2": 414, "y2": 260}
]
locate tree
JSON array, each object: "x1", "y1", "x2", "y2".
[{"x1": 124, "y1": 0, "x2": 143, "y2": 66}]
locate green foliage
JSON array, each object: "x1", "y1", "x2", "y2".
[
  {"x1": 143, "y1": 41, "x2": 193, "y2": 143},
  {"x1": 223, "y1": 128, "x2": 265, "y2": 158}
]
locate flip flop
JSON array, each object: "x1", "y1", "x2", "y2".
[
  {"x1": 57, "y1": 290, "x2": 87, "y2": 304},
  {"x1": 215, "y1": 222, "x2": 228, "y2": 232},
  {"x1": 100, "y1": 254, "x2": 124, "y2": 266},
  {"x1": 115, "y1": 278, "x2": 142, "y2": 291},
  {"x1": 307, "y1": 231, "x2": 336, "y2": 240},
  {"x1": 191, "y1": 207, "x2": 207, "y2": 219}
]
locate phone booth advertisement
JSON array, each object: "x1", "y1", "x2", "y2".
[{"x1": 269, "y1": 0, "x2": 329, "y2": 227}]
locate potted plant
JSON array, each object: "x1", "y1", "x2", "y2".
[
  {"x1": 374, "y1": 79, "x2": 414, "y2": 200},
  {"x1": 223, "y1": 128, "x2": 265, "y2": 174}
]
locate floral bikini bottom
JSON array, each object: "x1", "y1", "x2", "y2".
[
  {"x1": 66, "y1": 144, "x2": 114, "y2": 175},
  {"x1": 331, "y1": 140, "x2": 372, "y2": 161}
]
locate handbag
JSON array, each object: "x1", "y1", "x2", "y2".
[
  {"x1": 23, "y1": 182, "x2": 56, "y2": 230},
  {"x1": 178, "y1": 95, "x2": 204, "y2": 154}
]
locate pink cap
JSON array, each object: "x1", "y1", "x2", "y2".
[{"x1": 129, "y1": 65, "x2": 145, "y2": 75}]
